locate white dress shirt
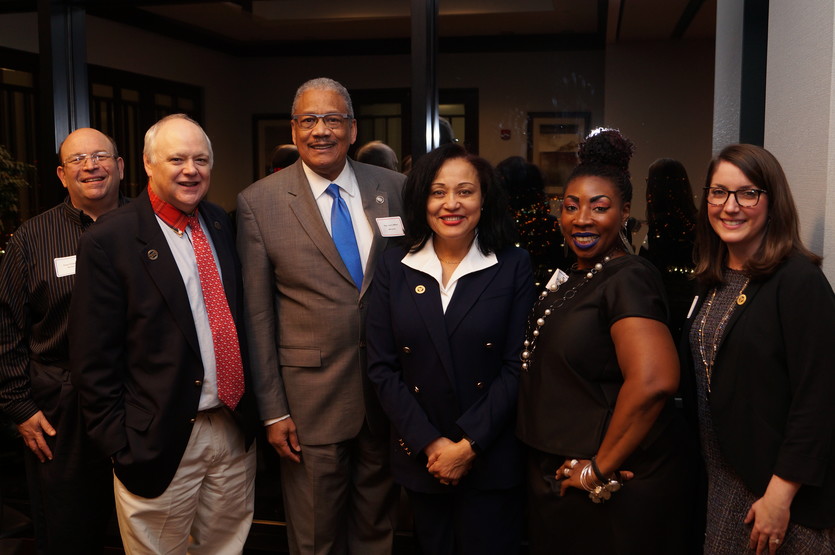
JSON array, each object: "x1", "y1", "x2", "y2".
[
  {"x1": 302, "y1": 161, "x2": 374, "y2": 271},
  {"x1": 155, "y1": 212, "x2": 221, "y2": 411}
]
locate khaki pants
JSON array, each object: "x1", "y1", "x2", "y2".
[{"x1": 114, "y1": 408, "x2": 256, "y2": 555}]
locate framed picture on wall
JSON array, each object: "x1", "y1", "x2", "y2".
[
  {"x1": 252, "y1": 114, "x2": 292, "y2": 180},
  {"x1": 526, "y1": 111, "x2": 591, "y2": 196}
]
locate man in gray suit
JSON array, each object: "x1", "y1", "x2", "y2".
[{"x1": 237, "y1": 77, "x2": 405, "y2": 554}]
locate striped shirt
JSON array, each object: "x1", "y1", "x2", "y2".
[{"x1": 0, "y1": 197, "x2": 118, "y2": 424}]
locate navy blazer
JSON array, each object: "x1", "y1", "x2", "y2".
[
  {"x1": 681, "y1": 252, "x2": 835, "y2": 528},
  {"x1": 367, "y1": 245, "x2": 535, "y2": 493},
  {"x1": 69, "y1": 191, "x2": 257, "y2": 498}
]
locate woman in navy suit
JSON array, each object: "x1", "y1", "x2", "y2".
[{"x1": 366, "y1": 143, "x2": 535, "y2": 554}]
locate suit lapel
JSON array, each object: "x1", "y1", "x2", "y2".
[
  {"x1": 353, "y1": 160, "x2": 392, "y2": 297},
  {"x1": 285, "y1": 163, "x2": 356, "y2": 287},
  {"x1": 445, "y1": 261, "x2": 501, "y2": 337},
  {"x1": 401, "y1": 266, "x2": 458, "y2": 386},
  {"x1": 134, "y1": 193, "x2": 201, "y2": 356},
  {"x1": 716, "y1": 278, "x2": 761, "y2": 352}
]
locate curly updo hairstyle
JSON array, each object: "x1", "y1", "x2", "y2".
[{"x1": 566, "y1": 128, "x2": 635, "y2": 204}]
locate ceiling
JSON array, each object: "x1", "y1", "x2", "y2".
[{"x1": 0, "y1": 0, "x2": 716, "y2": 57}]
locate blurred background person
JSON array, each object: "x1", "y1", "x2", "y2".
[
  {"x1": 497, "y1": 155, "x2": 570, "y2": 287},
  {"x1": 269, "y1": 143, "x2": 299, "y2": 174},
  {"x1": 228, "y1": 144, "x2": 298, "y2": 227},
  {"x1": 438, "y1": 117, "x2": 456, "y2": 146},
  {"x1": 356, "y1": 140, "x2": 399, "y2": 172},
  {"x1": 401, "y1": 117, "x2": 456, "y2": 176},
  {"x1": 641, "y1": 157, "x2": 697, "y2": 337},
  {"x1": 683, "y1": 144, "x2": 835, "y2": 554},
  {"x1": 367, "y1": 143, "x2": 534, "y2": 555},
  {"x1": 517, "y1": 129, "x2": 693, "y2": 554}
]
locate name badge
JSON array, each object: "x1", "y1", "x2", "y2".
[
  {"x1": 686, "y1": 295, "x2": 699, "y2": 319},
  {"x1": 545, "y1": 269, "x2": 569, "y2": 289},
  {"x1": 54, "y1": 255, "x2": 76, "y2": 278},
  {"x1": 376, "y1": 216, "x2": 405, "y2": 237}
]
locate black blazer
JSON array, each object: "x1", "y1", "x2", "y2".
[
  {"x1": 69, "y1": 191, "x2": 258, "y2": 498},
  {"x1": 681, "y1": 252, "x2": 835, "y2": 528},
  {"x1": 366, "y1": 245, "x2": 535, "y2": 493}
]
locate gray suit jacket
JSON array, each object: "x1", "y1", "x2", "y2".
[{"x1": 236, "y1": 159, "x2": 405, "y2": 445}]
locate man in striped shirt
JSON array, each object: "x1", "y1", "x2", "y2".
[{"x1": 0, "y1": 128, "x2": 125, "y2": 554}]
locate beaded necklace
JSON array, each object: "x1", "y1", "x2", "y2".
[
  {"x1": 521, "y1": 254, "x2": 615, "y2": 371},
  {"x1": 696, "y1": 275, "x2": 750, "y2": 393}
]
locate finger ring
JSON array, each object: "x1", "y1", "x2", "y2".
[
  {"x1": 570, "y1": 459, "x2": 579, "y2": 468},
  {"x1": 770, "y1": 538, "x2": 781, "y2": 545},
  {"x1": 563, "y1": 467, "x2": 571, "y2": 477}
]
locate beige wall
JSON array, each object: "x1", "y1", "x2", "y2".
[
  {"x1": 239, "y1": 49, "x2": 606, "y2": 178},
  {"x1": 605, "y1": 39, "x2": 716, "y2": 224},
  {"x1": 86, "y1": 16, "x2": 249, "y2": 211},
  {"x1": 0, "y1": 12, "x2": 37, "y2": 52},
  {"x1": 0, "y1": 12, "x2": 248, "y2": 211},
  {"x1": 764, "y1": 0, "x2": 835, "y2": 283},
  {"x1": 0, "y1": 12, "x2": 714, "y2": 219},
  {"x1": 438, "y1": 50, "x2": 606, "y2": 165}
]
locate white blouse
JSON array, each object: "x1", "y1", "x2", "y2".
[{"x1": 401, "y1": 236, "x2": 497, "y2": 312}]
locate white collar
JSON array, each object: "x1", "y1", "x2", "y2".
[
  {"x1": 402, "y1": 235, "x2": 497, "y2": 290},
  {"x1": 302, "y1": 160, "x2": 357, "y2": 200}
]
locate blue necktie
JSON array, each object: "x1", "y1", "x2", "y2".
[{"x1": 325, "y1": 183, "x2": 363, "y2": 289}]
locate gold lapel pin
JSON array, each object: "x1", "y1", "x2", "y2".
[
  {"x1": 375, "y1": 195, "x2": 384, "y2": 204},
  {"x1": 415, "y1": 285, "x2": 426, "y2": 294},
  {"x1": 736, "y1": 293, "x2": 747, "y2": 305},
  {"x1": 147, "y1": 249, "x2": 159, "y2": 260}
]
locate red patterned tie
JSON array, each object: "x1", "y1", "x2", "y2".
[{"x1": 187, "y1": 214, "x2": 244, "y2": 410}]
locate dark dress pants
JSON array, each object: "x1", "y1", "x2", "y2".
[
  {"x1": 25, "y1": 362, "x2": 114, "y2": 554},
  {"x1": 406, "y1": 483, "x2": 524, "y2": 555}
]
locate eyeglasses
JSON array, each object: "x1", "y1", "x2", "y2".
[
  {"x1": 292, "y1": 113, "x2": 352, "y2": 130},
  {"x1": 703, "y1": 187, "x2": 767, "y2": 207},
  {"x1": 63, "y1": 152, "x2": 115, "y2": 166}
]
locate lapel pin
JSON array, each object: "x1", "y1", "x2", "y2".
[
  {"x1": 213, "y1": 221, "x2": 222, "y2": 230},
  {"x1": 415, "y1": 285, "x2": 426, "y2": 294},
  {"x1": 147, "y1": 249, "x2": 159, "y2": 260},
  {"x1": 736, "y1": 293, "x2": 747, "y2": 305},
  {"x1": 375, "y1": 195, "x2": 384, "y2": 204}
]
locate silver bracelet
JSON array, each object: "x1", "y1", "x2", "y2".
[
  {"x1": 578, "y1": 460, "x2": 624, "y2": 503},
  {"x1": 578, "y1": 462, "x2": 600, "y2": 492},
  {"x1": 588, "y1": 471, "x2": 623, "y2": 504}
]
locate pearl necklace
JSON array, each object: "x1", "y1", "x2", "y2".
[{"x1": 521, "y1": 255, "x2": 613, "y2": 371}]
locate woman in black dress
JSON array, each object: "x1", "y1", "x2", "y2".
[{"x1": 517, "y1": 129, "x2": 694, "y2": 554}]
